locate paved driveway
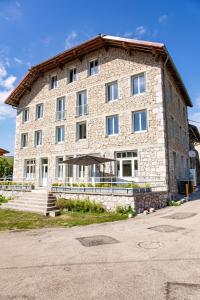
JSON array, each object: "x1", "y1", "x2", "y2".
[{"x1": 1, "y1": 194, "x2": 200, "y2": 299}]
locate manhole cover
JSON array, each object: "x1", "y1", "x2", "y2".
[
  {"x1": 76, "y1": 235, "x2": 119, "y2": 247},
  {"x1": 148, "y1": 225, "x2": 184, "y2": 232},
  {"x1": 162, "y1": 212, "x2": 197, "y2": 220},
  {"x1": 166, "y1": 282, "x2": 200, "y2": 300},
  {"x1": 137, "y1": 241, "x2": 163, "y2": 249}
]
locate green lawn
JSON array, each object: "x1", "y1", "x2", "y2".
[{"x1": 0, "y1": 209, "x2": 128, "y2": 231}]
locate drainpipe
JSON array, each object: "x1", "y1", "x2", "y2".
[{"x1": 161, "y1": 55, "x2": 171, "y2": 200}]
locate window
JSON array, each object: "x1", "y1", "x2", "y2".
[
  {"x1": 24, "y1": 159, "x2": 36, "y2": 179},
  {"x1": 106, "y1": 81, "x2": 118, "y2": 101},
  {"x1": 116, "y1": 151, "x2": 138, "y2": 178},
  {"x1": 133, "y1": 110, "x2": 147, "y2": 132},
  {"x1": 23, "y1": 108, "x2": 29, "y2": 122},
  {"x1": 34, "y1": 130, "x2": 42, "y2": 147},
  {"x1": 89, "y1": 59, "x2": 99, "y2": 76},
  {"x1": 106, "y1": 115, "x2": 119, "y2": 136},
  {"x1": 21, "y1": 133, "x2": 28, "y2": 148},
  {"x1": 56, "y1": 97, "x2": 65, "y2": 120},
  {"x1": 77, "y1": 165, "x2": 85, "y2": 177},
  {"x1": 132, "y1": 73, "x2": 145, "y2": 95},
  {"x1": 50, "y1": 75, "x2": 58, "y2": 89},
  {"x1": 65, "y1": 156, "x2": 73, "y2": 178},
  {"x1": 76, "y1": 90, "x2": 87, "y2": 116},
  {"x1": 56, "y1": 126, "x2": 65, "y2": 143},
  {"x1": 69, "y1": 68, "x2": 76, "y2": 83},
  {"x1": 77, "y1": 122, "x2": 87, "y2": 140},
  {"x1": 56, "y1": 157, "x2": 64, "y2": 179},
  {"x1": 36, "y1": 104, "x2": 43, "y2": 119}
]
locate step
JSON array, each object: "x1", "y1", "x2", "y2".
[
  {"x1": 5, "y1": 200, "x2": 56, "y2": 207},
  {"x1": 9, "y1": 199, "x2": 56, "y2": 205},
  {"x1": 2, "y1": 202, "x2": 56, "y2": 210},
  {"x1": 1, "y1": 206, "x2": 46, "y2": 214}
]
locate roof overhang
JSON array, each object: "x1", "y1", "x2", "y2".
[
  {"x1": 189, "y1": 124, "x2": 200, "y2": 144},
  {"x1": 0, "y1": 148, "x2": 9, "y2": 156},
  {"x1": 5, "y1": 34, "x2": 193, "y2": 107}
]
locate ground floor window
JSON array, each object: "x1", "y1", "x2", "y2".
[
  {"x1": 77, "y1": 165, "x2": 85, "y2": 178},
  {"x1": 65, "y1": 156, "x2": 73, "y2": 178},
  {"x1": 116, "y1": 151, "x2": 138, "y2": 177},
  {"x1": 25, "y1": 159, "x2": 36, "y2": 179},
  {"x1": 56, "y1": 157, "x2": 64, "y2": 179}
]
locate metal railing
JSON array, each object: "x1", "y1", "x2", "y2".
[
  {"x1": 76, "y1": 104, "x2": 88, "y2": 116},
  {"x1": 56, "y1": 110, "x2": 66, "y2": 121}
]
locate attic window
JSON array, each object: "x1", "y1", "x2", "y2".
[{"x1": 50, "y1": 75, "x2": 58, "y2": 89}]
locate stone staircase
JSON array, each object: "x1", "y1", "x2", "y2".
[{"x1": 1, "y1": 189, "x2": 57, "y2": 215}]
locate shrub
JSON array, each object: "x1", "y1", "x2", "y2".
[
  {"x1": 116, "y1": 205, "x2": 136, "y2": 216},
  {"x1": 56, "y1": 198, "x2": 105, "y2": 213},
  {"x1": 167, "y1": 200, "x2": 181, "y2": 206},
  {"x1": 0, "y1": 195, "x2": 10, "y2": 205}
]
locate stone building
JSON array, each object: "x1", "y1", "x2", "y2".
[{"x1": 5, "y1": 35, "x2": 192, "y2": 196}]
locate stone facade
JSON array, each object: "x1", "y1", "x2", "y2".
[
  {"x1": 52, "y1": 191, "x2": 168, "y2": 213},
  {"x1": 12, "y1": 43, "x2": 190, "y2": 196}
]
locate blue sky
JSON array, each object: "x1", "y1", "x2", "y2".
[{"x1": 0, "y1": 0, "x2": 200, "y2": 154}]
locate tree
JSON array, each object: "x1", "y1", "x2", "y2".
[{"x1": 0, "y1": 157, "x2": 13, "y2": 178}]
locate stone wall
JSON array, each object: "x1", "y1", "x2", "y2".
[{"x1": 52, "y1": 191, "x2": 168, "y2": 213}]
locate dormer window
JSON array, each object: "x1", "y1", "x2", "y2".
[
  {"x1": 50, "y1": 75, "x2": 58, "y2": 89},
  {"x1": 89, "y1": 59, "x2": 99, "y2": 76}
]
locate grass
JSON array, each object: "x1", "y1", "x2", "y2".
[{"x1": 0, "y1": 209, "x2": 128, "y2": 231}]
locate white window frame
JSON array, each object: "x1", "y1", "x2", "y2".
[
  {"x1": 106, "y1": 115, "x2": 119, "y2": 136},
  {"x1": 36, "y1": 103, "x2": 44, "y2": 120},
  {"x1": 56, "y1": 156, "x2": 64, "y2": 179},
  {"x1": 55, "y1": 126, "x2": 65, "y2": 144},
  {"x1": 24, "y1": 159, "x2": 36, "y2": 179},
  {"x1": 133, "y1": 110, "x2": 147, "y2": 133},
  {"x1": 21, "y1": 133, "x2": 28, "y2": 148},
  {"x1": 34, "y1": 130, "x2": 43, "y2": 147},
  {"x1": 49, "y1": 74, "x2": 58, "y2": 90},
  {"x1": 77, "y1": 122, "x2": 87, "y2": 140},
  {"x1": 68, "y1": 67, "x2": 77, "y2": 83},
  {"x1": 89, "y1": 59, "x2": 99, "y2": 76},
  {"x1": 76, "y1": 90, "x2": 87, "y2": 116},
  {"x1": 106, "y1": 81, "x2": 118, "y2": 102},
  {"x1": 116, "y1": 151, "x2": 139, "y2": 178},
  {"x1": 131, "y1": 73, "x2": 146, "y2": 96},
  {"x1": 56, "y1": 96, "x2": 66, "y2": 120},
  {"x1": 23, "y1": 108, "x2": 29, "y2": 123}
]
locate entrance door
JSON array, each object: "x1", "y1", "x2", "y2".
[{"x1": 41, "y1": 158, "x2": 48, "y2": 187}]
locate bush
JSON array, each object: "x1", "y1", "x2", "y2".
[
  {"x1": 0, "y1": 181, "x2": 34, "y2": 187},
  {"x1": 0, "y1": 195, "x2": 10, "y2": 205},
  {"x1": 167, "y1": 200, "x2": 181, "y2": 206},
  {"x1": 56, "y1": 198, "x2": 105, "y2": 213},
  {"x1": 116, "y1": 205, "x2": 136, "y2": 216}
]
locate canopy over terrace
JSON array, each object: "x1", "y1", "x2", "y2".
[
  {"x1": 63, "y1": 155, "x2": 115, "y2": 166},
  {"x1": 63, "y1": 155, "x2": 116, "y2": 183}
]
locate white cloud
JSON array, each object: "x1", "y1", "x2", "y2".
[
  {"x1": 14, "y1": 57, "x2": 23, "y2": 64},
  {"x1": 0, "y1": 65, "x2": 7, "y2": 77},
  {"x1": 159, "y1": 15, "x2": 168, "y2": 24},
  {"x1": 123, "y1": 26, "x2": 147, "y2": 40},
  {"x1": 0, "y1": 64, "x2": 17, "y2": 119},
  {"x1": 0, "y1": 1, "x2": 22, "y2": 22},
  {"x1": 135, "y1": 26, "x2": 147, "y2": 36},
  {"x1": 64, "y1": 31, "x2": 78, "y2": 49}
]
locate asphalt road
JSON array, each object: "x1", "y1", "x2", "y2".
[{"x1": 1, "y1": 193, "x2": 200, "y2": 299}]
